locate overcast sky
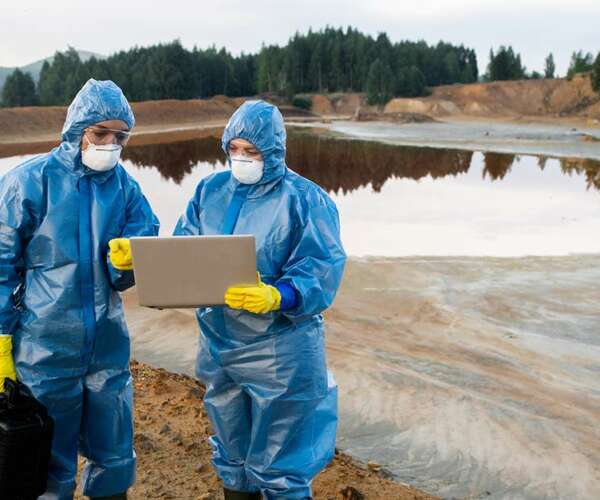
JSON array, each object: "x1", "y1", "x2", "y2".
[{"x1": 1, "y1": 0, "x2": 599, "y2": 75}]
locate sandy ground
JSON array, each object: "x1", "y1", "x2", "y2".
[
  {"x1": 73, "y1": 361, "x2": 435, "y2": 500},
  {"x1": 123, "y1": 257, "x2": 600, "y2": 500}
]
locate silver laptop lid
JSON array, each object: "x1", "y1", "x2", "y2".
[{"x1": 130, "y1": 235, "x2": 257, "y2": 308}]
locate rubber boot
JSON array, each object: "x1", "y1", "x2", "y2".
[
  {"x1": 223, "y1": 487, "x2": 262, "y2": 500},
  {"x1": 89, "y1": 493, "x2": 128, "y2": 500}
]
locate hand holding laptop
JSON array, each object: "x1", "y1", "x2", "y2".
[
  {"x1": 224, "y1": 273, "x2": 282, "y2": 314},
  {"x1": 109, "y1": 238, "x2": 133, "y2": 270}
]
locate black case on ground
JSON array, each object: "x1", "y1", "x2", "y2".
[{"x1": 0, "y1": 378, "x2": 54, "y2": 500}]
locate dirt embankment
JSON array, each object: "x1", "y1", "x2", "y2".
[
  {"x1": 0, "y1": 98, "x2": 233, "y2": 157},
  {"x1": 386, "y1": 73, "x2": 600, "y2": 122},
  {"x1": 310, "y1": 74, "x2": 600, "y2": 125},
  {"x1": 0, "y1": 95, "x2": 317, "y2": 157},
  {"x1": 0, "y1": 97, "x2": 236, "y2": 143},
  {"x1": 72, "y1": 361, "x2": 436, "y2": 500}
]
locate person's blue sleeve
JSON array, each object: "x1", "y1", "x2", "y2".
[
  {"x1": 279, "y1": 192, "x2": 346, "y2": 321},
  {"x1": 0, "y1": 176, "x2": 30, "y2": 335},
  {"x1": 108, "y1": 172, "x2": 160, "y2": 292},
  {"x1": 275, "y1": 282, "x2": 298, "y2": 310},
  {"x1": 173, "y1": 180, "x2": 204, "y2": 236}
]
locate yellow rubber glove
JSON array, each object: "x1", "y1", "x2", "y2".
[
  {"x1": 0, "y1": 335, "x2": 17, "y2": 393},
  {"x1": 109, "y1": 238, "x2": 133, "y2": 271},
  {"x1": 225, "y1": 279, "x2": 282, "y2": 314}
]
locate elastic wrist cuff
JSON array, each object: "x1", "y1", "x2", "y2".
[{"x1": 276, "y1": 283, "x2": 298, "y2": 311}]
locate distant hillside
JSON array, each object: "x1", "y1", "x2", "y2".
[{"x1": 0, "y1": 50, "x2": 104, "y2": 90}]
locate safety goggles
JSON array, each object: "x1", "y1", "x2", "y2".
[{"x1": 84, "y1": 126, "x2": 131, "y2": 146}]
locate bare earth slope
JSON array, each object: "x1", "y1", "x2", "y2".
[
  {"x1": 384, "y1": 73, "x2": 600, "y2": 121},
  {"x1": 72, "y1": 361, "x2": 436, "y2": 500}
]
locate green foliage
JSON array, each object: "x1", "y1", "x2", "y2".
[
  {"x1": 1, "y1": 68, "x2": 38, "y2": 107},
  {"x1": 486, "y1": 46, "x2": 526, "y2": 81},
  {"x1": 592, "y1": 53, "x2": 600, "y2": 93},
  {"x1": 366, "y1": 59, "x2": 394, "y2": 105},
  {"x1": 37, "y1": 41, "x2": 256, "y2": 106},
  {"x1": 397, "y1": 66, "x2": 427, "y2": 97},
  {"x1": 257, "y1": 28, "x2": 476, "y2": 98},
  {"x1": 38, "y1": 47, "x2": 88, "y2": 105},
  {"x1": 544, "y1": 53, "x2": 556, "y2": 79},
  {"x1": 566, "y1": 50, "x2": 594, "y2": 80},
  {"x1": 291, "y1": 95, "x2": 312, "y2": 110},
  {"x1": 26, "y1": 28, "x2": 479, "y2": 107}
]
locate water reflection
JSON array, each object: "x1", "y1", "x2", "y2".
[
  {"x1": 122, "y1": 133, "x2": 600, "y2": 194},
  {"x1": 2, "y1": 133, "x2": 600, "y2": 256},
  {"x1": 123, "y1": 137, "x2": 223, "y2": 184},
  {"x1": 287, "y1": 136, "x2": 475, "y2": 193},
  {"x1": 482, "y1": 152, "x2": 518, "y2": 181},
  {"x1": 561, "y1": 158, "x2": 600, "y2": 191}
]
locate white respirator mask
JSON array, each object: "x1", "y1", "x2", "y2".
[
  {"x1": 230, "y1": 155, "x2": 264, "y2": 185},
  {"x1": 81, "y1": 143, "x2": 122, "y2": 172}
]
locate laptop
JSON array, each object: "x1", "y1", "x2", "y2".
[{"x1": 130, "y1": 235, "x2": 257, "y2": 308}]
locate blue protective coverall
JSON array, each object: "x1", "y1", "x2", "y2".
[
  {"x1": 0, "y1": 79, "x2": 159, "y2": 499},
  {"x1": 174, "y1": 100, "x2": 347, "y2": 499}
]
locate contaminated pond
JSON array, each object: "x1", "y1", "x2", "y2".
[{"x1": 1, "y1": 127, "x2": 599, "y2": 500}]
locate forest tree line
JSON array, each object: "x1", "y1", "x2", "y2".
[{"x1": 2, "y1": 27, "x2": 599, "y2": 108}]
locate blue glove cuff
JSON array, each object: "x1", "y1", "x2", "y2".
[{"x1": 276, "y1": 283, "x2": 298, "y2": 311}]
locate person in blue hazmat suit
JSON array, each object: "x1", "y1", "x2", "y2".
[
  {"x1": 174, "y1": 100, "x2": 347, "y2": 500},
  {"x1": 0, "y1": 79, "x2": 159, "y2": 500}
]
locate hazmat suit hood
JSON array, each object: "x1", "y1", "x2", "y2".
[
  {"x1": 55, "y1": 79, "x2": 135, "y2": 173},
  {"x1": 221, "y1": 100, "x2": 287, "y2": 190}
]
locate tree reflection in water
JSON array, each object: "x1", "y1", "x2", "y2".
[
  {"x1": 560, "y1": 158, "x2": 600, "y2": 191},
  {"x1": 123, "y1": 137, "x2": 223, "y2": 184},
  {"x1": 482, "y1": 152, "x2": 518, "y2": 181},
  {"x1": 287, "y1": 134, "x2": 473, "y2": 194},
  {"x1": 122, "y1": 132, "x2": 600, "y2": 194}
]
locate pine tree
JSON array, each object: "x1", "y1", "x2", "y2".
[
  {"x1": 256, "y1": 46, "x2": 273, "y2": 93},
  {"x1": 444, "y1": 52, "x2": 460, "y2": 83},
  {"x1": 1, "y1": 69, "x2": 38, "y2": 107},
  {"x1": 366, "y1": 59, "x2": 394, "y2": 105},
  {"x1": 592, "y1": 52, "x2": 600, "y2": 93},
  {"x1": 308, "y1": 41, "x2": 324, "y2": 92},
  {"x1": 487, "y1": 46, "x2": 526, "y2": 81},
  {"x1": 467, "y1": 50, "x2": 479, "y2": 82},
  {"x1": 566, "y1": 51, "x2": 594, "y2": 80},
  {"x1": 407, "y1": 66, "x2": 426, "y2": 96},
  {"x1": 38, "y1": 48, "x2": 83, "y2": 105},
  {"x1": 544, "y1": 53, "x2": 556, "y2": 79}
]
